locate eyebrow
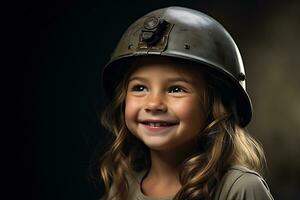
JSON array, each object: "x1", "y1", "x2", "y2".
[{"x1": 128, "y1": 76, "x2": 196, "y2": 84}]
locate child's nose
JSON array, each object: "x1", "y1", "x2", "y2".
[{"x1": 144, "y1": 93, "x2": 167, "y2": 113}]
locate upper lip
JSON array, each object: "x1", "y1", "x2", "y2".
[{"x1": 139, "y1": 119, "x2": 179, "y2": 125}]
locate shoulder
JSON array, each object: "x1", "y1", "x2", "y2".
[
  {"x1": 214, "y1": 165, "x2": 274, "y2": 200},
  {"x1": 101, "y1": 170, "x2": 145, "y2": 200}
]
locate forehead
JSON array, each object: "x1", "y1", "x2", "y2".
[{"x1": 129, "y1": 56, "x2": 204, "y2": 81}]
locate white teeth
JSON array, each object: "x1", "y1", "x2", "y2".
[
  {"x1": 149, "y1": 123, "x2": 156, "y2": 127},
  {"x1": 148, "y1": 122, "x2": 169, "y2": 127}
]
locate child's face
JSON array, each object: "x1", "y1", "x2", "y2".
[{"x1": 125, "y1": 57, "x2": 207, "y2": 151}]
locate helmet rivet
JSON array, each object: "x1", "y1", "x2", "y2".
[
  {"x1": 184, "y1": 43, "x2": 190, "y2": 49},
  {"x1": 237, "y1": 73, "x2": 246, "y2": 81},
  {"x1": 128, "y1": 44, "x2": 133, "y2": 49}
]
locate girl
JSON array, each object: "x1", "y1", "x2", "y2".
[{"x1": 99, "y1": 6, "x2": 274, "y2": 200}]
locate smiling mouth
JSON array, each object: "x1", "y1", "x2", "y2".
[
  {"x1": 142, "y1": 122, "x2": 174, "y2": 127},
  {"x1": 139, "y1": 120, "x2": 179, "y2": 133},
  {"x1": 140, "y1": 121, "x2": 179, "y2": 128}
]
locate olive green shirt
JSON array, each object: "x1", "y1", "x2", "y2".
[{"x1": 105, "y1": 165, "x2": 274, "y2": 200}]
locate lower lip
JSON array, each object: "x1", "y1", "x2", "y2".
[{"x1": 140, "y1": 123, "x2": 178, "y2": 133}]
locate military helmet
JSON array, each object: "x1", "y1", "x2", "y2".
[{"x1": 102, "y1": 6, "x2": 252, "y2": 127}]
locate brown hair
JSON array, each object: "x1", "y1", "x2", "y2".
[{"x1": 99, "y1": 62, "x2": 266, "y2": 200}]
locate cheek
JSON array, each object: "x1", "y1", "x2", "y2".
[
  {"x1": 173, "y1": 97, "x2": 204, "y2": 123},
  {"x1": 125, "y1": 96, "x2": 139, "y2": 125}
]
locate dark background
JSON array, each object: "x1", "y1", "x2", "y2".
[{"x1": 18, "y1": 0, "x2": 299, "y2": 199}]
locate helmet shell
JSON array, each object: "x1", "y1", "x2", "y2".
[{"x1": 102, "y1": 6, "x2": 252, "y2": 127}]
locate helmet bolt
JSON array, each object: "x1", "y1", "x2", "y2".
[
  {"x1": 142, "y1": 32, "x2": 154, "y2": 42},
  {"x1": 184, "y1": 43, "x2": 190, "y2": 49},
  {"x1": 144, "y1": 17, "x2": 159, "y2": 30},
  {"x1": 237, "y1": 73, "x2": 246, "y2": 81},
  {"x1": 128, "y1": 44, "x2": 133, "y2": 49}
]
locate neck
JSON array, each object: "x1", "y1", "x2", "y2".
[
  {"x1": 140, "y1": 143, "x2": 198, "y2": 197},
  {"x1": 147, "y1": 144, "x2": 197, "y2": 182},
  {"x1": 149, "y1": 150, "x2": 181, "y2": 179}
]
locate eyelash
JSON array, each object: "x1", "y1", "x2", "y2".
[
  {"x1": 131, "y1": 85, "x2": 148, "y2": 92},
  {"x1": 130, "y1": 84, "x2": 187, "y2": 93},
  {"x1": 168, "y1": 85, "x2": 186, "y2": 93}
]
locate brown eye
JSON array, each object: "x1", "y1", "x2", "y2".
[
  {"x1": 168, "y1": 86, "x2": 186, "y2": 93},
  {"x1": 131, "y1": 85, "x2": 148, "y2": 92}
]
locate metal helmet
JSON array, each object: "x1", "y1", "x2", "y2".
[{"x1": 102, "y1": 6, "x2": 252, "y2": 127}]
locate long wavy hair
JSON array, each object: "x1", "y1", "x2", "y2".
[{"x1": 99, "y1": 60, "x2": 266, "y2": 200}]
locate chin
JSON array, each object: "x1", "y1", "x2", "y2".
[{"x1": 143, "y1": 139, "x2": 177, "y2": 151}]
